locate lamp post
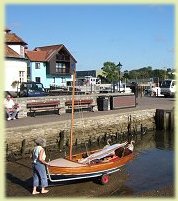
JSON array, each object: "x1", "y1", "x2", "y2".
[{"x1": 117, "y1": 62, "x2": 122, "y2": 93}]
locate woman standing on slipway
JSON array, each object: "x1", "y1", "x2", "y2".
[{"x1": 32, "y1": 137, "x2": 49, "y2": 194}]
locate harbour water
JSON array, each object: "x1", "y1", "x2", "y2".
[{"x1": 111, "y1": 130, "x2": 174, "y2": 196}]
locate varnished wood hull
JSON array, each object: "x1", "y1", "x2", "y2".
[{"x1": 47, "y1": 152, "x2": 133, "y2": 182}]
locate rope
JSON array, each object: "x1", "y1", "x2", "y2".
[{"x1": 78, "y1": 98, "x2": 89, "y2": 156}]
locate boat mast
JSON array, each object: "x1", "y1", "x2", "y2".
[{"x1": 69, "y1": 69, "x2": 76, "y2": 160}]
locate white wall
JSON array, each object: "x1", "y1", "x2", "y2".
[
  {"x1": 5, "y1": 60, "x2": 27, "y2": 91},
  {"x1": 8, "y1": 45, "x2": 25, "y2": 57}
]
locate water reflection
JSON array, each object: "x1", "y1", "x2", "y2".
[
  {"x1": 122, "y1": 130, "x2": 174, "y2": 195},
  {"x1": 155, "y1": 130, "x2": 174, "y2": 150}
]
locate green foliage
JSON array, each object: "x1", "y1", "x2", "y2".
[
  {"x1": 102, "y1": 61, "x2": 121, "y2": 83},
  {"x1": 100, "y1": 63, "x2": 175, "y2": 83}
]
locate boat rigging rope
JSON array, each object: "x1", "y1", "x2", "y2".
[{"x1": 78, "y1": 98, "x2": 89, "y2": 156}]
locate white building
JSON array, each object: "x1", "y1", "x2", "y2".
[
  {"x1": 84, "y1": 76, "x2": 101, "y2": 85},
  {"x1": 4, "y1": 28, "x2": 28, "y2": 94}
]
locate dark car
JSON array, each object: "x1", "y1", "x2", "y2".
[{"x1": 19, "y1": 82, "x2": 48, "y2": 97}]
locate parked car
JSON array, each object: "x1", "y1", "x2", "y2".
[
  {"x1": 160, "y1": 79, "x2": 176, "y2": 97},
  {"x1": 18, "y1": 82, "x2": 48, "y2": 97}
]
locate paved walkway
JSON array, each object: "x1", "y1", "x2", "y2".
[{"x1": 5, "y1": 96, "x2": 175, "y2": 128}]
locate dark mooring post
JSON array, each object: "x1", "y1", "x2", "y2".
[
  {"x1": 97, "y1": 136, "x2": 101, "y2": 146},
  {"x1": 155, "y1": 109, "x2": 174, "y2": 131},
  {"x1": 171, "y1": 108, "x2": 174, "y2": 131},
  {"x1": 88, "y1": 137, "x2": 92, "y2": 147},
  {"x1": 21, "y1": 139, "x2": 26, "y2": 157},
  {"x1": 75, "y1": 138, "x2": 78, "y2": 146},
  {"x1": 58, "y1": 130, "x2": 64, "y2": 152},
  {"x1": 127, "y1": 115, "x2": 132, "y2": 142}
]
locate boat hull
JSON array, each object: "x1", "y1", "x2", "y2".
[
  {"x1": 47, "y1": 165, "x2": 121, "y2": 183},
  {"x1": 47, "y1": 153, "x2": 133, "y2": 182}
]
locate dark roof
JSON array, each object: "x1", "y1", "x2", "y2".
[
  {"x1": 5, "y1": 32, "x2": 28, "y2": 45},
  {"x1": 35, "y1": 44, "x2": 63, "y2": 52},
  {"x1": 26, "y1": 44, "x2": 77, "y2": 62},
  {"x1": 34, "y1": 44, "x2": 63, "y2": 61},
  {"x1": 25, "y1": 50, "x2": 47, "y2": 62}
]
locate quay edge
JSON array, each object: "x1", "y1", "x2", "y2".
[{"x1": 6, "y1": 109, "x2": 156, "y2": 157}]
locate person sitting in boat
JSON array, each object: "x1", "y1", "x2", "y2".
[{"x1": 32, "y1": 137, "x2": 49, "y2": 195}]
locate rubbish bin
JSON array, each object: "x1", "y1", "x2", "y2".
[{"x1": 97, "y1": 96, "x2": 108, "y2": 111}]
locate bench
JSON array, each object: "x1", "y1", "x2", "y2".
[
  {"x1": 65, "y1": 99, "x2": 96, "y2": 112},
  {"x1": 27, "y1": 100, "x2": 63, "y2": 117}
]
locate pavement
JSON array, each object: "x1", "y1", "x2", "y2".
[{"x1": 5, "y1": 96, "x2": 175, "y2": 129}]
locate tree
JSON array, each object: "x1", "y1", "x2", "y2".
[
  {"x1": 102, "y1": 62, "x2": 119, "y2": 82},
  {"x1": 123, "y1": 70, "x2": 130, "y2": 84},
  {"x1": 129, "y1": 70, "x2": 139, "y2": 80},
  {"x1": 101, "y1": 61, "x2": 121, "y2": 92},
  {"x1": 152, "y1": 69, "x2": 165, "y2": 81}
]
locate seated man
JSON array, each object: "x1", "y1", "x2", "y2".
[{"x1": 4, "y1": 95, "x2": 20, "y2": 120}]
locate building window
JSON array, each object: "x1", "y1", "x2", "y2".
[
  {"x1": 56, "y1": 63, "x2": 61, "y2": 73},
  {"x1": 35, "y1": 62, "x2": 40, "y2": 69},
  {"x1": 56, "y1": 63, "x2": 66, "y2": 73},
  {"x1": 19, "y1": 71, "x2": 25, "y2": 83},
  {"x1": 35, "y1": 77, "x2": 41, "y2": 83}
]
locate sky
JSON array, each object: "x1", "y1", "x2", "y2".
[{"x1": 5, "y1": 4, "x2": 175, "y2": 72}]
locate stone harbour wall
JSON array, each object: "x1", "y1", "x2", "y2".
[{"x1": 5, "y1": 109, "x2": 155, "y2": 156}]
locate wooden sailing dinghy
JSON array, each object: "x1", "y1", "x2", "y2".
[
  {"x1": 47, "y1": 141, "x2": 134, "y2": 184},
  {"x1": 47, "y1": 68, "x2": 134, "y2": 184}
]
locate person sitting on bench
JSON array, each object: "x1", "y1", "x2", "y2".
[{"x1": 4, "y1": 95, "x2": 20, "y2": 120}]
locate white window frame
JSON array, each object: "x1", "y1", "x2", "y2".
[
  {"x1": 19, "y1": 71, "x2": 25, "y2": 83},
  {"x1": 35, "y1": 62, "x2": 40, "y2": 69}
]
